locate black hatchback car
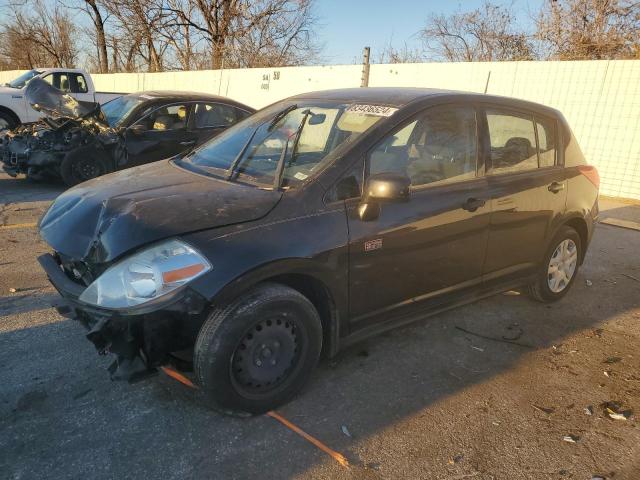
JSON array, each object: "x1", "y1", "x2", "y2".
[{"x1": 38, "y1": 88, "x2": 599, "y2": 415}]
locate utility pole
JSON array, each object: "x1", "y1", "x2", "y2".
[{"x1": 361, "y1": 46, "x2": 370, "y2": 87}]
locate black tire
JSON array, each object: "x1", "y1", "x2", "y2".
[
  {"x1": 194, "y1": 283, "x2": 322, "y2": 416},
  {"x1": 0, "y1": 109, "x2": 18, "y2": 131},
  {"x1": 60, "y1": 148, "x2": 112, "y2": 187},
  {"x1": 528, "y1": 225, "x2": 582, "y2": 303}
]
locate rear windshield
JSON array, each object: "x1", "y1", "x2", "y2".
[{"x1": 178, "y1": 100, "x2": 393, "y2": 188}]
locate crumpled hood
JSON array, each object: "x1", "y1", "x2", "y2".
[{"x1": 39, "y1": 159, "x2": 282, "y2": 263}]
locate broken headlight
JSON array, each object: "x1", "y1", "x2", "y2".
[{"x1": 78, "y1": 239, "x2": 211, "y2": 309}]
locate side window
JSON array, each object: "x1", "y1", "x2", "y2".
[
  {"x1": 234, "y1": 108, "x2": 252, "y2": 122},
  {"x1": 368, "y1": 106, "x2": 477, "y2": 187},
  {"x1": 487, "y1": 110, "x2": 538, "y2": 174},
  {"x1": 42, "y1": 73, "x2": 71, "y2": 92},
  {"x1": 136, "y1": 104, "x2": 189, "y2": 131},
  {"x1": 193, "y1": 103, "x2": 237, "y2": 129},
  {"x1": 74, "y1": 74, "x2": 88, "y2": 94},
  {"x1": 536, "y1": 116, "x2": 557, "y2": 167}
]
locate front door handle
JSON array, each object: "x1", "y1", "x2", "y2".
[
  {"x1": 179, "y1": 140, "x2": 196, "y2": 146},
  {"x1": 462, "y1": 197, "x2": 486, "y2": 212},
  {"x1": 548, "y1": 181, "x2": 565, "y2": 193}
]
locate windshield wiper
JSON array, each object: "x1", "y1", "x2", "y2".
[
  {"x1": 268, "y1": 104, "x2": 297, "y2": 131},
  {"x1": 273, "y1": 109, "x2": 312, "y2": 190}
]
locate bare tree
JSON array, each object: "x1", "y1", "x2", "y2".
[
  {"x1": 376, "y1": 41, "x2": 423, "y2": 64},
  {"x1": 0, "y1": 0, "x2": 78, "y2": 68},
  {"x1": 82, "y1": 0, "x2": 110, "y2": 72},
  {"x1": 103, "y1": 0, "x2": 170, "y2": 72},
  {"x1": 157, "y1": 0, "x2": 321, "y2": 69},
  {"x1": 421, "y1": 1, "x2": 535, "y2": 61},
  {"x1": 536, "y1": 0, "x2": 640, "y2": 60}
]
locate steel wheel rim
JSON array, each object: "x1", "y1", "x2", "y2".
[
  {"x1": 73, "y1": 159, "x2": 101, "y2": 181},
  {"x1": 230, "y1": 315, "x2": 300, "y2": 396},
  {"x1": 547, "y1": 238, "x2": 578, "y2": 293}
]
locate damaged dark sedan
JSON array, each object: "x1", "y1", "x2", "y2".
[
  {"x1": 38, "y1": 88, "x2": 599, "y2": 416},
  {"x1": 1, "y1": 78, "x2": 254, "y2": 185}
]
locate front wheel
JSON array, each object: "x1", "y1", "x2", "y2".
[
  {"x1": 528, "y1": 225, "x2": 582, "y2": 303},
  {"x1": 194, "y1": 283, "x2": 322, "y2": 416},
  {"x1": 60, "y1": 148, "x2": 111, "y2": 186}
]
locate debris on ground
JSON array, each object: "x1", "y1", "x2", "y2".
[
  {"x1": 470, "y1": 345, "x2": 484, "y2": 352},
  {"x1": 447, "y1": 454, "x2": 464, "y2": 465},
  {"x1": 341, "y1": 425, "x2": 352, "y2": 438},
  {"x1": 604, "y1": 356, "x2": 622, "y2": 364},
  {"x1": 584, "y1": 406, "x2": 594, "y2": 416},
  {"x1": 532, "y1": 404, "x2": 555, "y2": 415},
  {"x1": 601, "y1": 401, "x2": 633, "y2": 421},
  {"x1": 9, "y1": 287, "x2": 17, "y2": 293},
  {"x1": 586, "y1": 279, "x2": 593, "y2": 286},
  {"x1": 563, "y1": 434, "x2": 580, "y2": 443},
  {"x1": 603, "y1": 371, "x2": 611, "y2": 378}
]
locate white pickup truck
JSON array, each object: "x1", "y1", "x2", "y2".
[{"x1": 0, "y1": 68, "x2": 123, "y2": 130}]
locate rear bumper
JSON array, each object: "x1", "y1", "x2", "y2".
[{"x1": 38, "y1": 253, "x2": 208, "y2": 382}]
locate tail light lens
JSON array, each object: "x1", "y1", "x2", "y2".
[{"x1": 578, "y1": 165, "x2": 600, "y2": 190}]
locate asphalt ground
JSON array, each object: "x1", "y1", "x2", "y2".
[{"x1": 1, "y1": 172, "x2": 639, "y2": 480}]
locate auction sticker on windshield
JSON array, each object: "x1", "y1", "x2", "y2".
[{"x1": 345, "y1": 104, "x2": 398, "y2": 117}]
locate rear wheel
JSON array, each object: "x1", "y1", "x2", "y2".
[
  {"x1": 60, "y1": 148, "x2": 111, "y2": 186},
  {"x1": 194, "y1": 283, "x2": 322, "y2": 416},
  {"x1": 528, "y1": 226, "x2": 581, "y2": 303}
]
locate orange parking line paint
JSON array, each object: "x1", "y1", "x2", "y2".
[
  {"x1": 0, "y1": 222, "x2": 37, "y2": 230},
  {"x1": 160, "y1": 366, "x2": 197, "y2": 389},
  {"x1": 266, "y1": 411, "x2": 349, "y2": 468}
]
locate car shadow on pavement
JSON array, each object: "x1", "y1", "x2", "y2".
[
  {"x1": 0, "y1": 176, "x2": 65, "y2": 207},
  {"x1": 1, "y1": 217, "x2": 639, "y2": 478}
]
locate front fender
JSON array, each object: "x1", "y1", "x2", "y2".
[{"x1": 182, "y1": 205, "x2": 350, "y2": 334}]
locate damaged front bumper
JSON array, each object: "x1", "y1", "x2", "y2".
[{"x1": 38, "y1": 253, "x2": 208, "y2": 382}]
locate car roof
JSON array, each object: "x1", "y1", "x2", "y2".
[
  {"x1": 291, "y1": 87, "x2": 561, "y2": 116},
  {"x1": 126, "y1": 91, "x2": 255, "y2": 111}
]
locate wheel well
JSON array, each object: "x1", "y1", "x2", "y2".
[
  {"x1": 0, "y1": 106, "x2": 20, "y2": 126},
  {"x1": 266, "y1": 274, "x2": 336, "y2": 358},
  {"x1": 563, "y1": 217, "x2": 588, "y2": 263}
]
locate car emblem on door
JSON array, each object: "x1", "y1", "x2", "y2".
[{"x1": 364, "y1": 238, "x2": 383, "y2": 251}]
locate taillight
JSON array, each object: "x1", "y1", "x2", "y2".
[{"x1": 578, "y1": 165, "x2": 600, "y2": 189}]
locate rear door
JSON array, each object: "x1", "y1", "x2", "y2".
[
  {"x1": 190, "y1": 102, "x2": 247, "y2": 146},
  {"x1": 481, "y1": 107, "x2": 567, "y2": 285},
  {"x1": 125, "y1": 103, "x2": 198, "y2": 165},
  {"x1": 346, "y1": 104, "x2": 491, "y2": 330}
]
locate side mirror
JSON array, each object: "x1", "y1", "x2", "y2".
[
  {"x1": 364, "y1": 173, "x2": 411, "y2": 203},
  {"x1": 358, "y1": 173, "x2": 411, "y2": 221}
]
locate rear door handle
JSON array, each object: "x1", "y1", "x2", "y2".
[
  {"x1": 548, "y1": 181, "x2": 565, "y2": 193},
  {"x1": 462, "y1": 197, "x2": 486, "y2": 212}
]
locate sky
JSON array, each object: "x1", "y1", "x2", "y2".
[{"x1": 315, "y1": 0, "x2": 544, "y2": 64}]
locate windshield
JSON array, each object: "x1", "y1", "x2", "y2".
[
  {"x1": 178, "y1": 100, "x2": 391, "y2": 188},
  {"x1": 101, "y1": 95, "x2": 144, "y2": 127},
  {"x1": 6, "y1": 69, "x2": 42, "y2": 89}
]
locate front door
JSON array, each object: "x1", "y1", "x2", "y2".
[
  {"x1": 125, "y1": 103, "x2": 197, "y2": 165},
  {"x1": 481, "y1": 107, "x2": 568, "y2": 285},
  {"x1": 347, "y1": 104, "x2": 491, "y2": 330}
]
